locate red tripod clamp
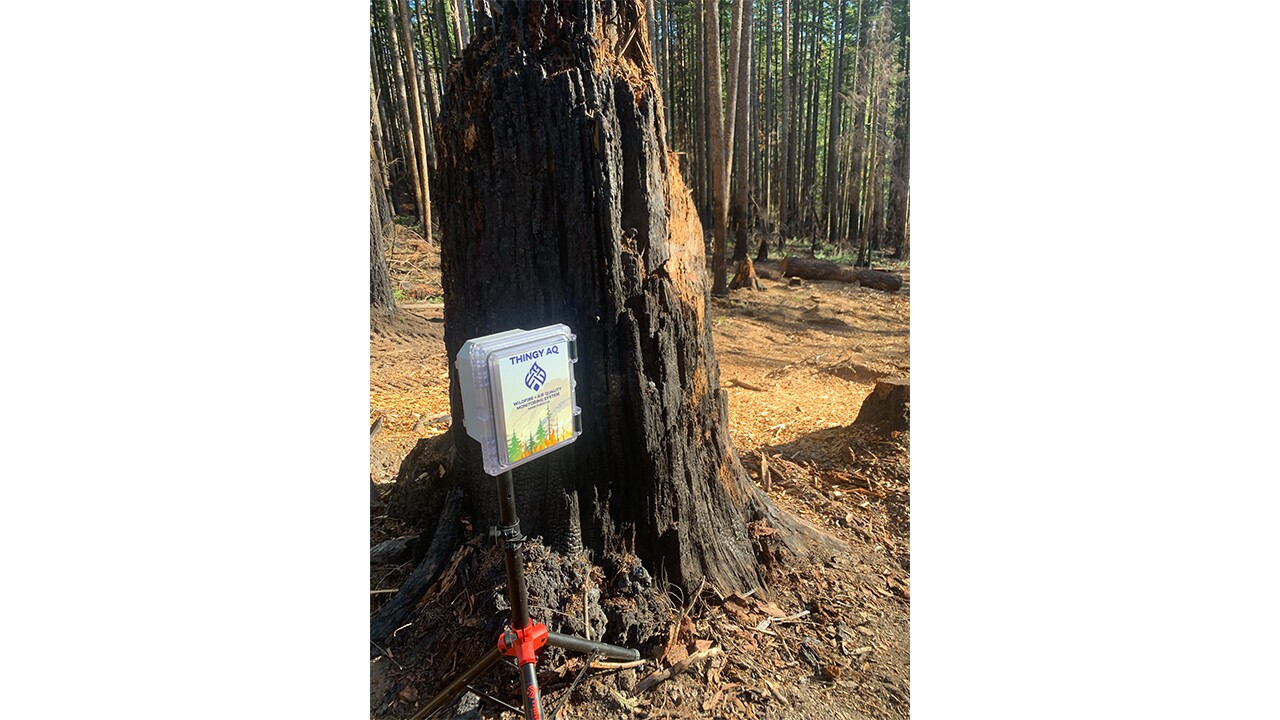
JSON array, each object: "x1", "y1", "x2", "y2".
[{"x1": 497, "y1": 623, "x2": 548, "y2": 667}]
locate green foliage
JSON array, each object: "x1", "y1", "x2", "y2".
[
  {"x1": 392, "y1": 215, "x2": 424, "y2": 235},
  {"x1": 812, "y1": 245, "x2": 861, "y2": 265},
  {"x1": 392, "y1": 286, "x2": 407, "y2": 302}
]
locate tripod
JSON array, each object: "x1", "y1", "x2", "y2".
[{"x1": 412, "y1": 470, "x2": 640, "y2": 719}]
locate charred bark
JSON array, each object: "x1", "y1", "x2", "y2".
[{"x1": 370, "y1": 150, "x2": 396, "y2": 316}]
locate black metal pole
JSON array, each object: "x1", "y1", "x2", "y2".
[
  {"x1": 547, "y1": 632, "x2": 641, "y2": 662},
  {"x1": 496, "y1": 470, "x2": 533, "y2": 631},
  {"x1": 496, "y1": 470, "x2": 543, "y2": 719},
  {"x1": 520, "y1": 662, "x2": 542, "y2": 719}
]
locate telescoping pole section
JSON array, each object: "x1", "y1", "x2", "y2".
[{"x1": 495, "y1": 469, "x2": 544, "y2": 719}]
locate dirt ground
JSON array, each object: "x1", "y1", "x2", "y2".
[{"x1": 370, "y1": 225, "x2": 910, "y2": 719}]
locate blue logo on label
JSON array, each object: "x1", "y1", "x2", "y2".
[{"x1": 525, "y1": 362, "x2": 547, "y2": 391}]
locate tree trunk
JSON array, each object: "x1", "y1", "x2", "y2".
[
  {"x1": 432, "y1": 0, "x2": 832, "y2": 602},
  {"x1": 414, "y1": 0, "x2": 442, "y2": 140},
  {"x1": 370, "y1": 85, "x2": 394, "y2": 229},
  {"x1": 389, "y1": 0, "x2": 433, "y2": 240},
  {"x1": 823, "y1": 0, "x2": 848, "y2": 244},
  {"x1": 784, "y1": 0, "x2": 801, "y2": 235},
  {"x1": 729, "y1": 0, "x2": 753, "y2": 261},
  {"x1": 776, "y1": 0, "x2": 790, "y2": 237},
  {"x1": 704, "y1": 0, "x2": 730, "y2": 296},
  {"x1": 800, "y1": 0, "x2": 823, "y2": 243},
  {"x1": 370, "y1": 152, "x2": 396, "y2": 316},
  {"x1": 724, "y1": 0, "x2": 745, "y2": 166},
  {"x1": 371, "y1": 137, "x2": 394, "y2": 231},
  {"x1": 378, "y1": 0, "x2": 427, "y2": 227},
  {"x1": 450, "y1": 0, "x2": 469, "y2": 50},
  {"x1": 762, "y1": 0, "x2": 774, "y2": 230},
  {"x1": 886, "y1": 6, "x2": 910, "y2": 260},
  {"x1": 434, "y1": 0, "x2": 454, "y2": 63}
]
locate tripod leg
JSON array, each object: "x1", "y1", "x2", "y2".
[
  {"x1": 547, "y1": 631, "x2": 641, "y2": 662},
  {"x1": 519, "y1": 661, "x2": 544, "y2": 719},
  {"x1": 411, "y1": 646, "x2": 502, "y2": 720}
]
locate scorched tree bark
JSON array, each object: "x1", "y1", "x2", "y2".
[{"x1": 416, "y1": 0, "x2": 833, "y2": 609}]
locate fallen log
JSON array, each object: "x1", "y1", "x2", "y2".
[
  {"x1": 779, "y1": 256, "x2": 903, "y2": 292},
  {"x1": 851, "y1": 267, "x2": 903, "y2": 292},
  {"x1": 753, "y1": 259, "x2": 782, "y2": 280}
]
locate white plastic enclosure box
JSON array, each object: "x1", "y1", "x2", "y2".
[{"x1": 455, "y1": 324, "x2": 582, "y2": 476}]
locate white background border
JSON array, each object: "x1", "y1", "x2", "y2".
[{"x1": 1, "y1": 1, "x2": 1277, "y2": 717}]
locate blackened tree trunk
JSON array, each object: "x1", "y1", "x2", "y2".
[
  {"x1": 370, "y1": 86, "x2": 395, "y2": 230},
  {"x1": 729, "y1": 0, "x2": 753, "y2": 261},
  {"x1": 704, "y1": 0, "x2": 730, "y2": 295},
  {"x1": 724, "y1": 0, "x2": 745, "y2": 166},
  {"x1": 433, "y1": 0, "x2": 454, "y2": 63},
  {"x1": 773, "y1": 0, "x2": 783, "y2": 235},
  {"x1": 370, "y1": 150, "x2": 396, "y2": 316},
  {"x1": 824, "y1": 0, "x2": 849, "y2": 244},
  {"x1": 432, "y1": 0, "x2": 829, "y2": 599},
  {"x1": 886, "y1": 5, "x2": 910, "y2": 260}
]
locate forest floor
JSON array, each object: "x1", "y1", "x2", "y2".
[{"x1": 370, "y1": 224, "x2": 910, "y2": 720}]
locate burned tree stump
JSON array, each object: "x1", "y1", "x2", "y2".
[
  {"x1": 729, "y1": 256, "x2": 764, "y2": 290},
  {"x1": 779, "y1": 256, "x2": 903, "y2": 292},
  {"x1": 854, "y1": 378, "x2": 910, "y2": 431},
  {"x1": 753, "y1": 259, "x2": 782, "y2": 280},
  {"x1": 431, "y1": 0, "x2": 841, "y2": 602}
]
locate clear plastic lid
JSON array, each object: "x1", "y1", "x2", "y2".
[{"x1": 455, "y1": 324, "x2": 581, "y2": 476}]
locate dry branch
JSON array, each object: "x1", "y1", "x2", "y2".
[{"x1": 635, "y1": 646, "x2": 723, "y2": 694}]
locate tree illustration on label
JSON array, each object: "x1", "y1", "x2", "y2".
[
  {"x1": 507, "y1": 431, "x2": 525, "y2": 463},
  {"x1": 525, "y1": 362, "x2": 547, "y2": 391}
]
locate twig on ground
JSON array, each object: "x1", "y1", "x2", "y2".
[
  {"x1": 635, "y1": 646, "x2": 723, "y2": 694},
  {"x1": 549, "y1": 650, "x2": 598, "y2": 720},
  {"x1": 772, "y1": 610, "x2": 812, "y2": 624},
  {"x1": 369, "y1": 640, "x2": 404, "y2": 670},
  {"x1": 589, "y1": 659, "x2": 647, "y2": 670}
]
